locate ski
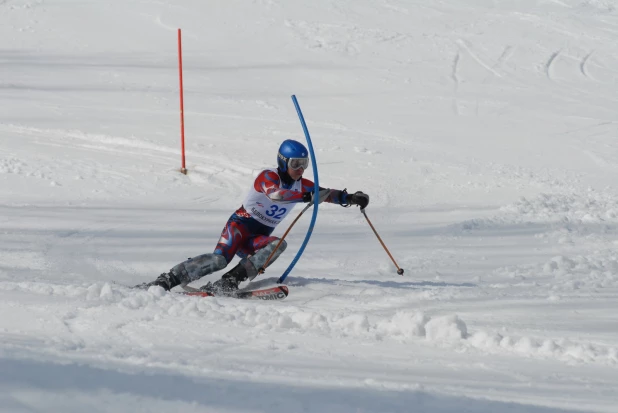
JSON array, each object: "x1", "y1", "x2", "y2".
[
  {"x1": 127, "y1": 282, "x2": 289, "y2": 301},
  {"x1": 179, "y1": 285, "x2": 289, "y2": 301}
]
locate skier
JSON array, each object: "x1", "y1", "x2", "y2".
[{"x1": 138, "y1": 139, "x2": 369, "y2": 295}]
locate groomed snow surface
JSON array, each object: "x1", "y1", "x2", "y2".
[{"x1": 1, "y1": 0, "x2": 618, "y2": 412}]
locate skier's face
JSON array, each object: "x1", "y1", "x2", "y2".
[{"x1": 288, "y1": 165, "x2": 304, "y2": 181}]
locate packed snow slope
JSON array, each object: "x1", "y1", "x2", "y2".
[{"x1": 1, "y1": 1, "x2": 618, "y2": 412}]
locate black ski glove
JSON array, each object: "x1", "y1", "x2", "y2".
[{"x1": 347, "y1": 191, "x2": 369, "y2": 210}]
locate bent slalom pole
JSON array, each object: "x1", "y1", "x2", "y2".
[
  {"x1": 258, "y1": 203, "x2": 312, "y2": 274},
  {"x1": 277, "y1": 95, "x2": 320, "y2": 284},
  {"x1": 361, "y1": 209, "x2": 404, "y2": 275}
]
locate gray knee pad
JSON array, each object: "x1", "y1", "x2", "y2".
[
  {"x1": 245, "y1": 240, "x2": 287, "y2": 281},
  {"x1": 171, "y1": 254, "x2": 227, "y2": 283}
]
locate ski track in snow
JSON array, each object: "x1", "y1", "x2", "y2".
[
  {"x1": 545, "y1": 50, "x2": 561, "y2": 80},
  {"x1": 580, "y1": 51, "x2": 594, "y2": 79},
  {"x1": 0, "y1": 123, "x2": 250, "y2": 199},
  {"x1": 456, "y1": 39, "x2": 503, "y2": 79}
]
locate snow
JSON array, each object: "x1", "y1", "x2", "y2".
[{"x1": 1, "y1": 0, "x2": 618, "y2": 412}]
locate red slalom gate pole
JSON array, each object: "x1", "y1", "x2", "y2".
[{"x1": 178, "y1": 28, "x2": 187, "y2": 174}]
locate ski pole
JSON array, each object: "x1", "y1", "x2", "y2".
[
  {"x1": 258, "y1": 203, "x2": 312, "y2": 274},
  {"x1": 361, "y1": 209, "x2": 404, "y2": 275}
]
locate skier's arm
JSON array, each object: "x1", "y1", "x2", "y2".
[
  {"x1": 254, "y1": 170, "x2": 306, "y2": 204},
  {"x1": 299, "y1": 178, "x2": 357, "y2": 206},
  {"x1": 255, "y1": 171, "x2": 369, "y2": 208}
]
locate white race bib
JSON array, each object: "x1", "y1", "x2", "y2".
[{"x1": 243, "y1": 169, "x2": 302, "y2": 227}]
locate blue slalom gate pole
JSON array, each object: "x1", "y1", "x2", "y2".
[{"x1": 278, "y1": 95, "x2": 320, "y2": 284}]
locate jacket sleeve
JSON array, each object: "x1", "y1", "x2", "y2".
[
  {"x1": 299, "y1": 178, "x2": 350, "y2": 205},
  {"x1": 254, "y1": 170, "x2": 305, "y2": 204}
]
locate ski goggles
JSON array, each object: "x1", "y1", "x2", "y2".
[{"x1": 288, "y1": 157, "x2": 309, "y2": 171}]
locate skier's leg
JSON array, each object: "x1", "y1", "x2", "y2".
[
  {"x1": 136, "y1": 253, "x2": 227, "y2": 291},
  {"x1": 213, "y1": 217, "x2": 251, "y2": 264},
  {"x1": 137, "y1": 216, "x2": 249, "y2": 291},
  {"x1": 170, "y1": 254, "x2": 227, "y2": 284},
  {"x1": 175, "y1": 217, "x2": 252, "y2": 283},
  {"x1": 244, "y1": 236, "x2": 287, "y2": 281},
  {"x1": 208, "y1": 236, "x2": 287, "y2": 293}
]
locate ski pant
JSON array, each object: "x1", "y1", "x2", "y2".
[{"x1": 170, "y1": 212, "x2": 286, "y2": 284}]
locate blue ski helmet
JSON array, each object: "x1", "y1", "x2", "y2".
[{"x1": 277, "y1": 139, "x2": 309, "y2": 173}]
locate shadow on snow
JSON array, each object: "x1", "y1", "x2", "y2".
[
  {"x1": 0, "y1": 357, "x2": 579, "y2": 413},
  {"x1": 251, "y1": 276, "x2": 476, "y2": 290}
]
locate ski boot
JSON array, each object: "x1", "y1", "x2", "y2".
[
  {"x1": 135, "y1": 271, "x2": 181, "y2": 291},
  {"x1": 199, "y1": 262, "x2": 248, "y2": 296}
]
